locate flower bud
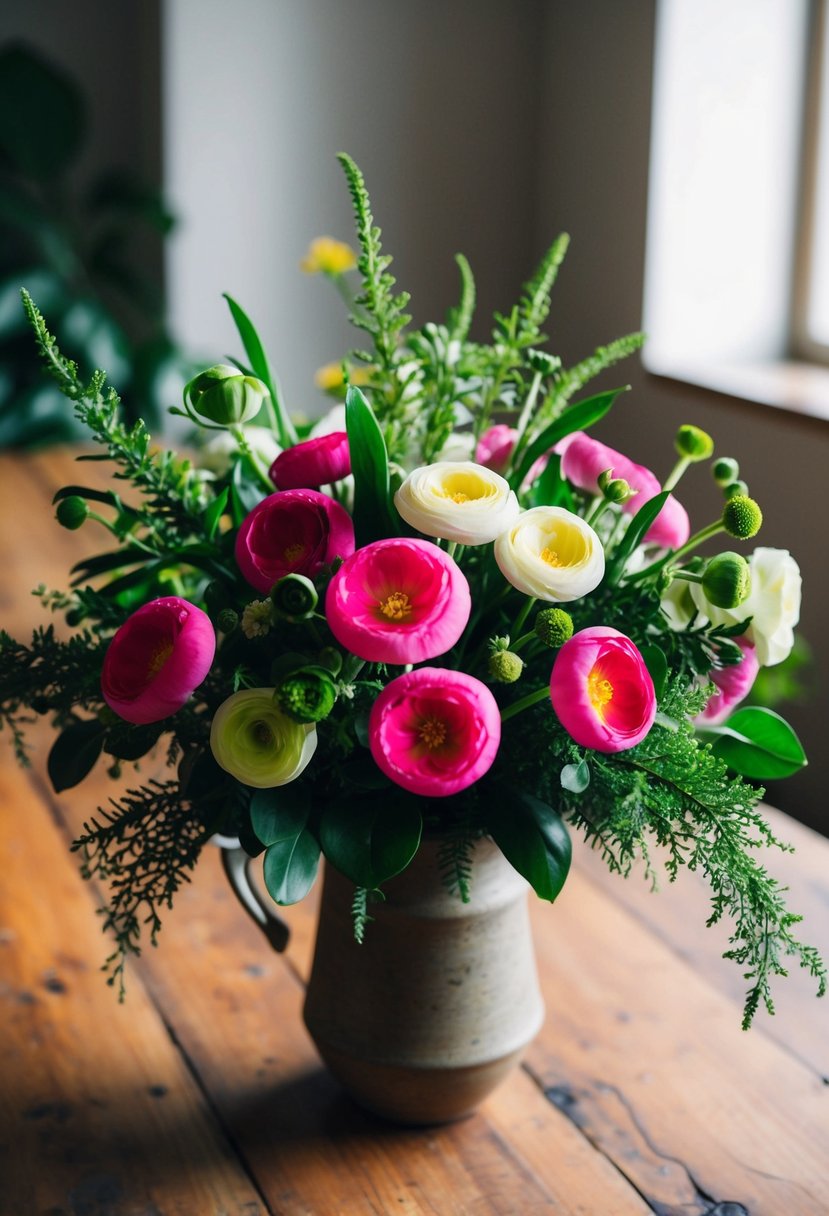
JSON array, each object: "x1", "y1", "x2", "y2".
[
  {"x1": 724, "y1": 479, "x2": 749, "y2": 500},
  {"x1": 55, "y1": 496, "x2": 89, "y2": 530},
  {"x1": 487, "y1": 650, "x2": 524, "y2": 683},
  {"x1": 604, "y1": 478, "x2": 635, "y2": 504},
  {"x1": 675, "y1": 425, "x2": 714, "y2": 461},
  {"x1": 722, "y1": 494, "x2": 762, "y2": 539},
  {"x1": 534, "y1": 607, "x2": 575, "y2": 648},
  {"x1": 275, "y1": 667, "x2": 337, "y2": 723},
  {"x1": 527, "y1": 349, "x2": 562, "y2": 376},
  {"x1": 712, "y1": 457, "x2": 739, "y2": 485},
  {"x1": 184, "y1": 365, "x2": 268, "y2": 427},
  {"x1": 217, "y1": 608, "x2": 239, "y2": 634},
  {"x1": 270, "y1": 573, "x2": 319, "y2": 621},
  {"x1": 700, "y1": 552, "x2": 751, "y2": 609}
]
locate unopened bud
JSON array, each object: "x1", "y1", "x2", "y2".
[
  {"x1": 675, "y1": 424, "x2": 714, "y2": 461},
  {"x1": 604, "y1": 478, "x2": 635, "y2": 504},
  {"x1": 55, "y1": 496, "x2": 89, "y2": 530},
  {"x1": 701, "y1": 552, "x2": 751, "y2": 609},
  {"x1": 527, "y1": 349, "x2": 562, "y2": 376},
  {"x1": 487, "y1": 650, "x2": 524, "y2": 683},
  {"x1": 275, "y1": 667, "x2": 337, "y2": 722},
  {"x1": 217, "y1": 608, "x2": 239, "y2": 634},
  {"x1": 270, "y1": 573, "x2": 318, "y2": 621},
  {"x1": 724, "y1": 479, "x2": 749, "y2": 500},
  {"x1": 712, "y1": 457, "x2": 739, "y2": 485},
  {"x1": 722, "y1": 494, "x2": 762, "y2": 539},
  {"x1": 534, "y1": 607, "x2": 574, "y2": 648},
  {"x1": 184, "y1": 365, "x2": 268, "y2": 427}
]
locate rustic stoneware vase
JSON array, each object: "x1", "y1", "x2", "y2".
[
  {"x1": 304, "y1": 837, "x2": 544, "y2": 1125},
  {"x1": 221, "y1": 835, "x2": 545, "y2": 1126}
]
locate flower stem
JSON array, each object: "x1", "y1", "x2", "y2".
[
  {"x1": 232, "y1": 427, "x2": 273, "y2": 493},
  {"x1": 511, "y1": 596, "x2": 537, "y2": 638},
  {"x1": 500, "y1": 684, "x2": 550, "y2": 723},
  {"x1": 662, "y1": 456, "x2": 691, "y2": 494}
]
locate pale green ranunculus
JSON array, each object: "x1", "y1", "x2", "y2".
[{"x1": 210, "y1": 688, "x2": 317, "y2": 788}]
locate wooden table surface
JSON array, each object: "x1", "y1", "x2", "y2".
[{"x1": 1, "y1": 449, "x2": 827, "y2": 1216}]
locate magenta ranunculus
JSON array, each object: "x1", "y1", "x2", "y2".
[
  {"x1": 325, "y1": 537, "x2": 471, "y2": 664},
  {"x1": 696, "y1": 637, "x2": 759, "y2": 726},
  {"x1": 550, "y1": 626, "x2": 656, "y2": 753},
  {"x1": 269, "y1": 431, "x2": 351, "y2": 490},
  {"x1": 475, "y1": 424, "x2": 518, "y2": 474},
  {"x1": 101, "y1": 597, "x2": 216, "y2": 725},
  {"x1": 558, "y1": 432, "x2": 689, "y2": 549},
  {"x1": 369, "y1": 667, "x2": 501, "y2": 796},
  {"x1": 235, "y1": 489, "x2": 355, "y2": 593}
]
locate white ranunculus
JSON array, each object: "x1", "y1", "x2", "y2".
[
  {"x1": 310, "y1": 404, "x2": 347, "y2": 438},
  {"x1": 394, "y1": 461, "x2": 520, "y2": 545},
  {"x1": 494, "y1": 506, "x2": 605, "y2": 602},
  {"x1": 436, "y1": 431, "x2": 476, "y2": 462},
  {"x1": 199, "y1": 425, "x2": 282, "y2": 476},
  {"x1": 690, "y1": 547, "x2": 801, "y2": 667},
  {"x1": 660, "y1": 574, "x2": 699, "y2": 631}
]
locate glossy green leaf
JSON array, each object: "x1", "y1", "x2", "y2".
[
  {"x1": 103, "y1": 722, "x2": 163, "y2": 762},
  {"x1": 345, "y1": 386, "x2": 399, "y2": 545},
  {"x1": 704, "y1": 707, "x2": 807, "y2": 780},
  {"x1": 223, "y1": 292, "x2": 296, "y2": 446},
  {"x1": 488, "y1": 791, "x2": 572, "y2": 901},
  {"x1": 510, "y1": 387, "x2": 627, "y2": 489},
  {"x1": 250, "y1": 787, "x2": 311, "y2": 846},
  {"x1": 640, "y1": 644, "x2": 668, "y2": 702},
  {"x1": 611, "y1": 491, "x2": 670, "y2": 574},
  {"x1": 262, "y1": 832, "x2": 321, "y2": 905},
  {"x1": 560, "y1": 759, "x2": 590, "y2": 794},
  {"x1": 47, "y1": 720, "x2": 105, "y2": 792},
  {"x1": 319, "y1": 795, "x2": 422, "y2": 888},
  {"x1": 204, "y1": 487, "x2": 229, "y2": 541}
]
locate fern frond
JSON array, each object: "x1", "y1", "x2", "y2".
[
  {"x1": 518, "y1": 233, "x2": 570, "y2": 341},
  {"x1": 448, "y1": 253, "x2": 476, "y2": 342}
]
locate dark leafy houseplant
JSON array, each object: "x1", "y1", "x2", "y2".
[{"x1": 0, "y1": 154, "x2": 823, "y2": 1030}]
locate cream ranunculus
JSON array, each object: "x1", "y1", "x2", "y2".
[
  {"x1": 690, "y1": 547, "x2": 801, "y2": 667},
  {"x1": 210, "y1": 688, "x2": 317, "y2": 788},
  {"x1": 394, "y1": 461, "x2": 520, "y2": 545},
  {"x1": 494, "y1": 506, "x2": 605, "y2": 601}
]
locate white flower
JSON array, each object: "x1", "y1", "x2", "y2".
[
  {"x1": 494, "y1": 506, "x2": 605, "y2": 601},
  {"x1": 660, "y1": 575, "x2": 698, "y2": 631},
  {"x1": 690, "y1": 547, "x2": 801, "y2": 667},
  {"x1": 436, "y1": 431, "x2": 476, "y2": 462},
  {"x1": 394, "y1": 461, "x2": 520, "y2": 545},
  {"x1": 199, "y1": 425, "x2": 282, "y2": 476},
  {"x1": 310, "y1": 404, "x2": 347, "y2": 438},
  {"x1": 210, "y1": 688, "x2": 317, "y2": 788}
]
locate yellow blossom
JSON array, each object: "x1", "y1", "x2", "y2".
[
  {"x1": 300, "y1": 236, "x2": 357, "y2": 275},
  {"x1": 313, "y1": 361, "x2": 374, "y2": 392}
]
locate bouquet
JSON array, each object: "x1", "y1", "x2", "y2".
[{"x1": 2, "y1": 154, "x2": 824, "y2": 1029}]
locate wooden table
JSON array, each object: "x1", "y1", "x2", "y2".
[{"x1": 1, "y1": 449, "x2": 827, "y2": 1215}]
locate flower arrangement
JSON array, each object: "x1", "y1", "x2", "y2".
[{"x1": 2, "y1": 154, "x2": 824, "y2": 1029}]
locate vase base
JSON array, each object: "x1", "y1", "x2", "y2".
[{"x1": 311, "y1": 1038, "x2": 529, "y2": 1126}]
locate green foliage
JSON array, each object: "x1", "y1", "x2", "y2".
[
  {"x1": 319, "y1": 794, "x2": 422, "y2": 889},
  {"x1": 487, "y1": 791, "x2": 572, "y2": 902},
  {"x1": 345, "y1": 385, "x2": 399, "y2": 544},
  {"x1": 701, "y1": 707, "x2": 807, "y2": 780}
]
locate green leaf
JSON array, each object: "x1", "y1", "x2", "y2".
[
  {"x1": 223, "y1": 293, "x2": 296, "y2": 447},
  {"x1": 561, "y1": 759, "x2": 590, "y2": 794},
  {"x1": 319, "y1": 795, "x2": 422, "y2": 889},
  {"x1": 640, "y1": 644, "x2": 668, "y2": 702},
  {"x1": 53, "y1": 484, "x2": 122, "y2": 509},
  {"x1": 262, "y1": 833, "x2": 320, "y2": 905},
  {"x1": 511, "y1": 387, "x2": 626, "y2": 489},
  {"x1": 487, "y1": 791, "x2": 571, "y2": 901},
  {"x1": 204, "y1": 487, "x2": 229, "y2": 541},
  {"x1": 249, "y1": 787, "x2": 310, "y2": 846},
  {"x1": 47, "y1": 720, "x2": 105, "y2": 792},
  {"x1": 703, "y1": 707, "x2": 807, "y2": 780},
  {"x1": 103, "y1": 722, "x2": 163, "y2": 762},
  {"x1": 230, "y1": 453, "x2": 266, "y2": 522},
  {"x1": 345, "y1": 385, "x2": 399, "y2": 545},
  {"x1": 611, "y1": 491, "x2": 670, "y2": 572}
]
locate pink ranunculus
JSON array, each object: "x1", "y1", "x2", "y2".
[
  {"x1": 369, "y1": 667, "x2": 501, "y2": 796},
  {"x1": 235, "y1": 489, "x2": 355, "y2": 593},
  {"x1": 475, "y1": 425, "x2": 518, "y2": 474},
  {"x1": 101, "y1": 597, "x2": 216, "y2": 725},
  {"x1": 325, "y1": 537, "x2": 471, "y2": 664},
  {"x1": 558, "y1": 432, "x2": 689, "y2": 548},
  {"x1": 696, "y1": 637, "x2": 759, "y2": 726},
  {"x1": 269, "y1": 431, "x2": 351, "y2": 490},
  {"x1": 550, "y1": 626, "x2": 656, "y2": 753}
]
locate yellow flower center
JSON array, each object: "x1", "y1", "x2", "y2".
[
  {"x1": 588, "y1": 668, "x2": 614, "y2": 713},
  {"x1": 283, "y1": 542, "x2": 306, "y2": 563},
  {"x1": 450, "y1": 491, "x2": 470, "y2": 503},
  {"x1": 379, "y1": 591, "x2": 412, "y2": 621},
  {"x1": 540, "y1": 547, "x2": 562, "y2": 567},
  {"x1": 438, "y1": 471, "x2": 489, "y2": 503},
  {"x1": 147, "y1": 642, "x2": 173, "y2": 678},
  {"x1": 418, "y1": 717, "x2": 447, "y2": 750}
]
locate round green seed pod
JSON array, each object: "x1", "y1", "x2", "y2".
[
  {"x1": 487, "y1": 650, "x2": 524, "y2": 683},
  {"x1": 55, "y1": 496, "x2": 89, "y2": 530},
  {"x1": 724, "y1": 479, "x2": 749, "y2": 499},
  {"x1": 534, "y1": 607, "x2": 575, "y2": 648},
  {"x1": 675, "y1": 424, "x2": 714, "y2": 461},
  {"x1": 722, "y1": 494, "x2": 762, "y2": 539},
  {"x1": 712, "y1": 457, "x2": 739, "y2": 485},
  {"x1": 701, "y1": 552, "x2": 751, "y2": 609}
]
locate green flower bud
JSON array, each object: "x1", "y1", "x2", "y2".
[
  {"x1": 596, "y1": 468, "x2": 615, "y2": 494},
  {"x1": 270, "y1": 573, "x2": 319, "y2": 621},
  {"x1": 275, "y1": 666, "x2": 337, "y2": 723},
  {"x1": 534, "y1": 607, "x2": 574, "y2": 648},
  {"x1": 604, "y1": 478, "x2": 634, "y2": 504},
  {"x1": 184, "y1": 364, "x2": 268, "y2": 427},
  {"x1": 712, "y1": 457, "x2": 739, "y2": 485},
  {"x1": 55, "y1": 496, "x2": 89, "y2": 530},
  {"x1": 722, "y1": 494, "x2": 762, "y2": 539},
  {"x1": 487, "y1": 650, "x2": 524, "y2": 683},
  {"x1": 675, "y1": 424, "x2": 714, "y2": 461},
  {"x1": 724, "y1": 479, "x2": 749, "y2": 499},
  {"x1": 317, "y1": 647, "x2": 343, "y2": 676},
  {"x1": 700, "y1": 552, "x2": 751, "y2": 609},
  {"x1": 217, "y1": 608, "x2": 239, "y2": 634},
  {"x1": 527, "y1": 349, "x2": 562, "y2": 376}
]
